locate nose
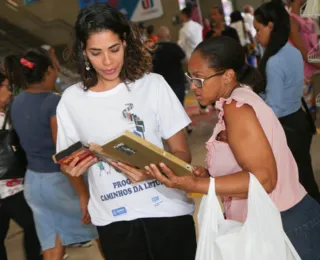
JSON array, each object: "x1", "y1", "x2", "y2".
[
  {"x1": 190, "y1": 82, "x2": 198, "y2": 91},
  {"x1": 102, "y1": 53, "x2": 112, "y2": 66}
]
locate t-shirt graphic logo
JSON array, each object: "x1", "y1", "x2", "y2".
[
  {"x1": 122, "y1": 103, "x2": 145, "y2": 139},
  {"x1": 97, "y1": 161, "x2": 111, "y2": 176}
]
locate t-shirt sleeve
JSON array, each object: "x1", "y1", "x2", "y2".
[
  {"x1": 43, "y1": 93, "x2": 61, "y2": 119},
  {"x1": 56, "y1": 96, "x2": 80, "y2": 152},
  {"x1": 155, "y1": 75, "x2": 191, "y2": 139}
]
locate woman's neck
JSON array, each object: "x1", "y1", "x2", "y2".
[
  {"x1": 291, "y1": 2, "x2": 300, "y2": 15},
  {"x1": 221, "y1": 82, "x2": 241, "y2": 99},
  {"x1": 25, "y1": 83, "x2": 52, "y2": 93}
]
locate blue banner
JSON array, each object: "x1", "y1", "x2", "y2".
[{"x1": 78, "y1": 0, "x2": 163, "y2": 22}]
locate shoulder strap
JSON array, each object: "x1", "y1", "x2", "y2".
[{"x1": 301, "y1": 97, "x2": 317, "y2": 134}]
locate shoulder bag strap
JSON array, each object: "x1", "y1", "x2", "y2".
[{"x1": 301, "y1": 97, "x2": 317, "y2": 135}]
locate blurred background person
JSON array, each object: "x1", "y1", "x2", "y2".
[
  {"x1": 288, "y1": 0, "x2": 320, "y2": 120},
  {"x1": 243, "y1": 5, "x2": 256, "y2": 38},
  {"x1": 230, "y1": 10, "x2": 257, "y2": 66},
  {"x1": 254, "y1": 1, "x2": 320, "y2": 202},
  {"x1": 153, "y1": 26, "x2": 187, "y2": 106},
  {"x1": 8, "y1": 50, "x2": 98, "y2": 260},
  {"x1": 206, "y1": 6, "x2": 240, "y2": 42},
  {"x1": 138, "y1": 22, "x2": 147, "y2": 42},
  {"x1": 230, "y1": 10, "x2": 251, "y2": 48},
  {"x1": 202, "y1": 18, "x2": 211, "y2": 40},
  {"x1": 146, "y1": 24, "x2": 159, "y2": 48},
  {"x1": 178, "y1": 6, "x2": 203, "y2": 60},
  {"x1": 0, "y1": 72, "x2": 42, "y2": 260}
]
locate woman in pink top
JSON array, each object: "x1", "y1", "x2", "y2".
[
  {"x1": 289, "y1": 0, "x2": 320, "y2": 118},
  {"x1": 147, "y1": 36, "x2": 320, "y2": 259}
]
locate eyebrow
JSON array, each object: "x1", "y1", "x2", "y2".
[{"x1": 89, "y1": 43, "x2": 120, "y2": 51}]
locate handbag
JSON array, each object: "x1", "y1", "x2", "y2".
[
  {"x1": 196, "y1": 174, "x2": 301, "y2": 260},
  {"x1": 0, "y1": 99, "x2": 27, "y2": 180}
]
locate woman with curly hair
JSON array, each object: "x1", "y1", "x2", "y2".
[{"x1": 57, "y1": 3, "x2": 196, "y2": 260}]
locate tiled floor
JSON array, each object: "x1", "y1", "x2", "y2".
[{"x1": 5, "y1": 92, "x2": 320, "y2": 259}]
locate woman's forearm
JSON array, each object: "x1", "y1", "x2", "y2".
[
  {"x1": 190, "y1": 170, "x2": 273, "y2": 198},
  {"x1": 172, "y1": 150, "x2": 192, "y2": 164}
]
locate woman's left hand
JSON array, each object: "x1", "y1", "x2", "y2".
[
  {"x1": 110, "y1": 161, "x2": 153, "y2": 184},
  {"x1": 145, "y1": 163, "x2": 194, "y2": 192}
]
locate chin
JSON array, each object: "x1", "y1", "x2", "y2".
[
  {"x1": 199, "y1": 99, "x2": 211, "y2": 107},
  {"x1": 100, "y1": 73, "x2": 121, "y2": 82}
]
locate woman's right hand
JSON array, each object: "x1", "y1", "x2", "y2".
[
  {"x1": 61, "y1": 156, "x2": 98, "y2": 177},
  {"x1": 192, "y1": 165, "x2": 210, "y2": 178}
]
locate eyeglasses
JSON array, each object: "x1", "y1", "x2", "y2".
[{"x1": 185, "y1": 70, "x2": 226, "y2": 89}]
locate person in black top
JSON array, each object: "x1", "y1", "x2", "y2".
[
  {"x1": 205, "y1": 6, "x2": 240, "y2": 43},
  {"x1": 152, "y1": 26, "x2": 187, "y2": 105}
]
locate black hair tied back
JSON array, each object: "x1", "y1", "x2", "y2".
[{"x1": 194, "y1": 36, "x2": 264, "y2": 94}]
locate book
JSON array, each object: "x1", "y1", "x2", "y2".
[
  {"x1": 53, "y1": 142, "x2": 96, "y2": 165},
  {"x1": 53, "y1": 131, "x2": 192, "y2": 176}
]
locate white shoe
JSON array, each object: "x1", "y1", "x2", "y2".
[{"x1": 63, "y1": 253, "x2": 69, "y2": 260}]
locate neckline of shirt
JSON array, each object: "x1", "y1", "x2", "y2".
[{"x1": 85, "y1": 82, "x2": 128, "y2": 98}]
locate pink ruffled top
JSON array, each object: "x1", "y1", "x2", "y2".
[
  {"x1": 206, "y1": 87, "x2": 307, "y2": 222},
  {"x1": 289, "y1": 13, "x2": 318, "y2": 78}
]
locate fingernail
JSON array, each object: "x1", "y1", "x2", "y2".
[
  {"x1": 145, "y1": 166, "x2": 149, "y2": 171},
  {"x1": 151, "y1": 164, "x2": 156, "y2": 168},
  {"x1": 160, "y1": 163, "x2": 165, "y2": 167}
]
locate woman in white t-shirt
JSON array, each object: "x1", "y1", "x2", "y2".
[
  {"x1": 0, "y1": 73, "x2": 42, "y2": 260},
  {"x1": 57, "y1": 3, "x2": 196, "y2": 260}
]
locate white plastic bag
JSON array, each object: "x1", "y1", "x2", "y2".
[{"x1": 196, "y1": 174, "x2": 301, "y2": 260}]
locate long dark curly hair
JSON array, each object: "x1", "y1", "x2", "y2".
[{"x1": 72, "y1": 3, "x2": 152, "y2": 89}]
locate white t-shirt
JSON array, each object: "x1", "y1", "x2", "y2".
[
  {"x1": 230, "y1": 21, "x2": 250, "y2": 47},
  {"x1": 243, "y1": 13, "x2": 256, "y2": 37},
  {"x1": 178, "y1": 20, "x2": 203, "y2": 60},
  {"x1": 56, "y1": 73, "x2": 195, "y2": 226}
]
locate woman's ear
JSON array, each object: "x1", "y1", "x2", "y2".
[
  {"x1": 267, "y1": 21, "x2": 274, "y2": 31},
  {"x1": 222, "y1": 69, "x2": 236, "y2": 85}
]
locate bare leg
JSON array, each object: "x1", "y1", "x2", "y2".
[{"x1": 43, "y1": 235, "x2": 64, "y2": 260}]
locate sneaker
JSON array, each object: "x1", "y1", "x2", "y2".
[
  {"x1": 68, "y1": 240, "x2": 93, "y2": 248},
  {"x1": 63, "y1": 253, "x2": 69, "y2": 260}
]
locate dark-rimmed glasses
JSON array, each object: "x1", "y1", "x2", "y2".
[{"x1": 185, "y1": 70, "x2": 226, "y2": 89}]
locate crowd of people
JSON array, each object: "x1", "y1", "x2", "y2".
[{"x1": 1, "y1": 1, "x2": 320, "y2": 259}]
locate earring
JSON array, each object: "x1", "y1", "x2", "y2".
[{"x1": 85, "y1": 60, "x2": 90, "y2": 71}]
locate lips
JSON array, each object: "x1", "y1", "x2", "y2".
[
  {"x1": 102, "y1": 68, "x2": 117, "y2": 75},
  {"x1": 195, "y1": 93, "x2": 202, "y2": 100}
]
